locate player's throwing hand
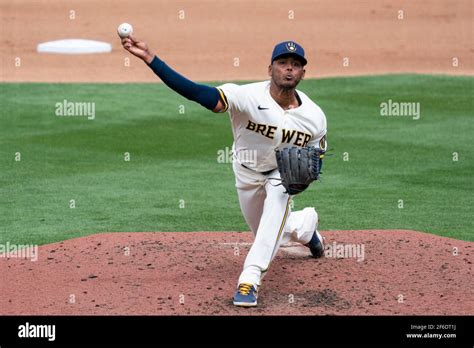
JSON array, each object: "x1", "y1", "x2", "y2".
[{"x1": 120, "y1": 35, "x2": 154, "y2": 64}]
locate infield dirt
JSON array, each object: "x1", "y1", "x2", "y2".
[
  {"x1": 1, "y1": 230, "x2": 472, "y2": 315},
  {"x1": 1, "y1": 0, "x2": 472, "y2": 83}
]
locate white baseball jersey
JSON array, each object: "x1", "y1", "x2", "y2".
[{"x1": 217, "y1": 80, "x2": 327, "y2": 172}]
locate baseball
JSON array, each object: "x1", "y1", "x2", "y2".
[{"x1": 117, "y1": 23, "x2": 133, "y2": 38}]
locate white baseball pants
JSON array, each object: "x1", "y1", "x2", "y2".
[{"x1": 232, "y1": 160, "x2": 318, "y2": 287}]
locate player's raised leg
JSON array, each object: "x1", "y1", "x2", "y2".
[{"x1": 281, "y1": 208, "x2": 325, "y2": 258}]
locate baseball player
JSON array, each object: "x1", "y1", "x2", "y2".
[{"x1": 121, "y1": 35, "x2": 327, "y2": 307}]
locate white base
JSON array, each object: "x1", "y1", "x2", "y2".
[{"x1": 37, "y1": 39, "x2": 112, "y2": 54}]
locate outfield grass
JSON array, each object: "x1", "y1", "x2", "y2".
[{"x1": 1, "y1": 74, "x2": 473, "y2": 245}]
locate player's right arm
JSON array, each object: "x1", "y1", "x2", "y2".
[
  {"x1": 121, "y1": 35, "x2": 227, "y2": 113},
  {"x1": 212, "y1": 99, "x2": 227, "y2": 113}
]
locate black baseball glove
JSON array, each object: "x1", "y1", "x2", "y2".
[{"x1": 275, "y1": 146, "x2": 324, "y2": 195}]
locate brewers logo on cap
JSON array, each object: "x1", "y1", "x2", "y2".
[
  {"x1": 271, "y1": 40, "x2": 307, "y2": 65},
  {"x1": 286, "y1": 42, "x2": 297, "y2": 52}
]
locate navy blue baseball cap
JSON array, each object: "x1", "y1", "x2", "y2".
[{"x1": 271, "y1": 41, "x2": 307, "y2": 66}]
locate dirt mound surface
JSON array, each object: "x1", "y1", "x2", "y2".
[{"x1": 1, "y1": 230, "x2": 472, "y2": 315}]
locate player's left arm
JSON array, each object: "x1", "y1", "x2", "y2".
[
  {"x1": 307, "y1": 105, "x2": 328, "y2": 170},
  {"x1": 307, "y1": 133, "x2": 328, "y2": 153},
  {"x1": 306, "y1": 105, "x2": 328, "y2": 151},
  {"x1": 306, "y1": 132, "x2": 327, "y2": 172}
]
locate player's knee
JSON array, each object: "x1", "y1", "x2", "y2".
[{"x1": 303, "y1": 207, "x2": 318, "y2": 224}]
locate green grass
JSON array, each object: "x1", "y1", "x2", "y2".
[{"x1": 1, "y1": 74, "x2": 473, "y2": 245}]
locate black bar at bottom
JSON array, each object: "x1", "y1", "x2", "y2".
[{"x1": 0, "y1": 315, "x2": 472, "y2": 346}]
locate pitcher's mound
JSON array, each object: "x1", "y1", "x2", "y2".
[{"x1": 0, "y1": 230, "x2": 472, "y2": 315}]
